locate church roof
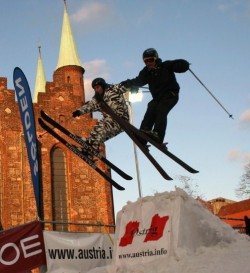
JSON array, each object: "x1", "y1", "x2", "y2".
[
  {"x1": 33, "y1": 1, "x2": 83, "y2": 102},
  {"x1": 33, "y1": 46, "x2": 46, "y2": 103},
  {"x1": 56, "y1": 1, "x2": 82, "y2": 69}
]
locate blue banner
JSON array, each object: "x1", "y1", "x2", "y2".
[{"x1": 13, "y1": 67, "x2": 41, "y2": 217}]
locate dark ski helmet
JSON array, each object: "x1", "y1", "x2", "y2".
[
  {"x1": 92, "y1": 78, "x2": 107, "y2": 89},
  {"x1": 142, "y1": 48, "x2": 158, "y2": 59}
]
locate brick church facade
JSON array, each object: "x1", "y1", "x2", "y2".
[{"x1": 0, "y1": 4, "x2": 115, "y2": 233}]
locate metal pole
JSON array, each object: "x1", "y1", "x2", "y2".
[
  {"x1": 128, "y1": 102, "x2": 143, "y2": 198},
  {"x1": 189, "y1": 68, "x2": 233, "y2": 119}
]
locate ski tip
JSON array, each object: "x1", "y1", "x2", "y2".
[
  {"x1": 119, "y1": 173, "x2": 133, "y2": 180},
  {"x1": 126, "y1": 176, "x2": 133, "y2": 180},
  {"x1": 40, "y1": 110, "x2": 46, "y2": 116},
  {"x1": 162, "y1": 173, "x2": 173, "y2": 180},
  {"x1": 185, "y1": 167, "x2": 199, "y2": 174},
  {"x1": 115, "y1": 185, "x2": 125, "y2": 191},
  {"x1": 180, "y1": 167, "x2": 199, "y2": 174}
]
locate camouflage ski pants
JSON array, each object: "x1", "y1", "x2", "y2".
[{"x1": 86, "y1": 116, "x2": 124, "y2": 150}]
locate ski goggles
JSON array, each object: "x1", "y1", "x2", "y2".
[{"x1": 143, "y1": 57, "x2": 157, "y2": 64}]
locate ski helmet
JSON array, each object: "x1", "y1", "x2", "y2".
[
  {"x1": 142, "y1": 48, "x2": 158, "y2": 59},
  {"x1": 92, "y1": 78, "x2": 107, "y2": 89}
]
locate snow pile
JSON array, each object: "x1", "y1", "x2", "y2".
[{"x1": 88, "y1": 188, "x2": 250, "y2": 273}]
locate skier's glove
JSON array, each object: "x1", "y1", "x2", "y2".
[
  {"x1": 130, "y1": 86, "x2": 139, "y2": 94},
  {"x1": 72, "y1": 110, "x2": 82, "y2": 117}
]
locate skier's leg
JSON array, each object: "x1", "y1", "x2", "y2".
[
  {"x1": 140, "y1": 99, "x2": 158, "y2": 131},
  {"x1": 153, "y1": 94, "x2": 178, "y2": 142},
  {"x1": 87, "y1": 117, "x2": 122, "y2": 150},
  {"x1": 138, "y1": 100, "x2": 158, "y2": 145}
]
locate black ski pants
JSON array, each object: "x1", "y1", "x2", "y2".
[{"x1": 140, "y1": 92, "x2": 179, "y2": 142}]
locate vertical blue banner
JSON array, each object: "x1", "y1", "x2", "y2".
[{"x1": 13, "y1": 67, "x2": 41, "y2": 217}]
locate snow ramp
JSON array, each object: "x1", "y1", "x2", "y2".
[
  {"x1": 114, "y1": 188, "x2": 235, "y2": 265},
  {"x1": 88, "y1": 188, "x2": 250, "y2": 273}
]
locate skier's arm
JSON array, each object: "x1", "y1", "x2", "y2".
[
  {"x1": 120, "y1": 68, "x2": 148, "y2": 89},
  {"x1": 164, "y1": 59, "x2": 190, "y2": 73},
  {"x1": 72, "y1": 99, "x2": 99, "y2": 117},
  {"x1": 112, "y1": 84, "x2": 130, "y2": 94}
]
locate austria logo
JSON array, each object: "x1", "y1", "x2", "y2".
[{"x1": 119, "y1": 214, "x2": 169, "y2": 247}]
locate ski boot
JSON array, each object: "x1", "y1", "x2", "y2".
[
  {"x1": 140, "y1": 130, "x2": 168, "y2": 150},
  {"x1": 140, "y1": 130, "x2": 161, "y2": 143}
]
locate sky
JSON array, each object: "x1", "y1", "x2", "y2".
[{"x1": 1, "y1": 0, "x2": 250, "y2": 215}]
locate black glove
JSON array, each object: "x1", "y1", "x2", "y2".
[
  {"x1": 72, "y1": 110, "x2": 82, "y2": 117},
  {"x1": 130, "y1": 86, "x2": 139, "y2": 94},
  {"x1": 120, "y1": 80, "x2": 132, "y2": 88},
  {"x1": 173, "y1": 60, "x2": 190, "y2": 72}
]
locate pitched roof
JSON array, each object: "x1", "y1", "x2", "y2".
[
  {"x1": 208, "y1": 197, "x2": 235, "y2": 203},
  {"x1": 196, "y1": 197, "x2": 213, "y2": 213},
  {"x1": 33, "y1": 46, "x2": 46, "y2": 103},
  {"x1": 217, "y1": 199, "x2": 250, "y2": 216},
  {"x1": 56, "y1": 1, "x2": 82, "y2": 69}
]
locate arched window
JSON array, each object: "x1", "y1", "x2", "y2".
[{"x1": 51, "y1": 147, "x2": 68, "y2": 231}]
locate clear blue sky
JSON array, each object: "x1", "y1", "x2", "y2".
[{"x1": 1, "y1": 0, "x2": 250, "y2": 215}]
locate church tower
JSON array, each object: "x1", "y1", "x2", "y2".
[
  {"x1": 33, "y1": 46, "x2": 46, "y2": 103},
  {"x1": 0, "y1": 1, "x2": 115, "y2": 232}
]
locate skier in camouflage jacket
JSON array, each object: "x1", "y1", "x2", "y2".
[{"x1": 72, "y1": 78, "x2": 129, "y2": 151}]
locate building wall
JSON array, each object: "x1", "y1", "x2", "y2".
[
  {"x1": 208, "y1": 198, "x2": 235, "y2": 214},
  {"x1": 0, "y1": 66, "x2": 115, "y2": 232}
]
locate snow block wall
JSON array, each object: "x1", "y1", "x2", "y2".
[
  {"x1": 113, "y1": 188, "x2": 236, "y2": 267},
  {"x1": 87, "y1": 188, "x2": 250, "y2": 273},
  {"x1": 176, "y1": 190, "x2": 236, "y2": 253}
]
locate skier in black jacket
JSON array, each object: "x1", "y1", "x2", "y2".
[{"x1": 120, "y1": 48, "x2": 189, "y2": 144}]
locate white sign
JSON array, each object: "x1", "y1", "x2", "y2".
[
  {"x1": 114, "y1": 199, "x2": 173, "y2": 267},
  {"x1": 44, "y1": 231, "x2": 114, "y2": 273}
]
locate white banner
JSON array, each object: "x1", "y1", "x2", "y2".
[
  {"x1": 44, "y1": 231, "x2": 114, "y2": 273},
  {"x1": 114, "y1": 198, "x2": 172, "y2": 266}
]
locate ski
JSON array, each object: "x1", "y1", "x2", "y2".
[
  {"x1": 99, "y1": 101, "x2": 199, "y2": 175},
  {"x1": 98, "y1": 102, "x2": 173, "y2": 180},
  {"x1": 116, "y1": 120, "x2": 173, "y2": 180},
  {"x1": 40, "y1": 110, "x2": 132, "y2": 181},
  {"x1": 38, "y1": 118, "x2": 125, "y2": 191}
]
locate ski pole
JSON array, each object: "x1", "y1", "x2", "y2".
[
  {"x1": 139, "y1": 86, "x2": 150, "y2": 93},
  {"x1": 131, "y1": 86, "x2": 150, "y2": 93},
  {"x1": 189, "y1": 68, "x2": 233, "y2": 119},
  {"x1": 39, "y1": 116, "x2": 74, "y2": 138}
]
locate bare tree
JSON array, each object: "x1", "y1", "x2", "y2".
[
  {"x1": 176, "y1": 175, "x2": 203, "y2": 199},
  {"x1": 235, "y1": 163, "x2": 250, "y2": 199}
]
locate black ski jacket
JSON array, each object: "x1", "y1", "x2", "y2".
[{"x1": 121, "y1": 58, "x2": 189, "y2": 99}]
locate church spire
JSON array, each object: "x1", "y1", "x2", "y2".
[
  {"x1": 33, "y1": 46, "x2": 46, "y2": 103},
  {"x1": 56, "y1": 0, "x2": 82, "y2": 69}
]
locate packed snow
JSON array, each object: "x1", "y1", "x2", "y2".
[{"x1": 88, "y1": 188, "x2": 250, "y2": 273}]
